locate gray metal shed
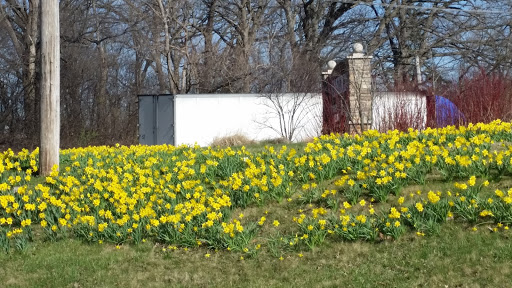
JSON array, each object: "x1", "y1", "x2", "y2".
[{"x1": 137, "y1": 94, "x2": 175, "y2": 145}]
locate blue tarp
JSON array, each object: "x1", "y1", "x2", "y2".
[{"x1": 435, "y1": 95, "x2": 465, "y2": 127}]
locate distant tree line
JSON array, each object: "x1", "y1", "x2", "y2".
[{"x1": 0, "y1": 0, "x2": 511, "y2": 149}]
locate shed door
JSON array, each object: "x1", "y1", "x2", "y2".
[
  {"x1": 156, "y1": 95, "x2": 174, "y2": 145},
  {"x1": 138, "y1": 96, "x2": 154, "y2": 145}
]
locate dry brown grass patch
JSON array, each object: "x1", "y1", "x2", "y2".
[{"x1": 210, "y1": 134, "x2": 256, "y2": 147}]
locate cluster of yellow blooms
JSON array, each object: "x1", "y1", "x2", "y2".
[{"x1": 0, "y1": 120, "x2": 511, "y2": 253}]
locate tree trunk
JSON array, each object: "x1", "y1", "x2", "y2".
[
  {"x1": 201, "y1": 0, "x2": 217, "y2": 93},
  {"x1": 24, "y1": 1, "x2": 40, "y2": 140},
  {"x1": 96, "y1": 42, "x2": 108, "y2": 132},
  {"x1": 157, "y1": 0, "x2": 178, "y2": 95}
]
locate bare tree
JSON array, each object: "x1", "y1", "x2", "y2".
[
  {"x1": 1, "y1": 0, "x2": 512, "y2": 150},
  {"x1": 257, "y1": 92, "x2": 321, "y2": 141},
  {"x1": 256, "y1": 55, "x2": 323, "y2": 141},
  {"x1": 365, "y1": 0, "x2": 499, "y2": 87},
  {"x1": 0, "y1": 0, "x2": 40, "y2": 143}
]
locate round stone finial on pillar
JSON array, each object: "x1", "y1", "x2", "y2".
[
  {"x1": 353, "y1": 43, "x2": 364, "y2": 54},
  {"x1": 327, "y1": 60, "x2": 337, "y2": 70}
]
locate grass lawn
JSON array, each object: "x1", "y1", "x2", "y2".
[{"x1": 0, "y1": 221, "x2": 511, "y2": 288}]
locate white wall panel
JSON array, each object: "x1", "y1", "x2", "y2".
[
  {"x1": 174, "y1": 94, "x2": 322, "y2": 146},
  {"x1": 372, "y1": 92, "x2": 427, "y2": 131}
]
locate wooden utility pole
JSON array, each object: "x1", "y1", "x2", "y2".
[{"x1": 39, "y1": 0, "x2": 60, "y2": 176}]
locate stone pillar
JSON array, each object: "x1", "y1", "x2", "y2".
[
  {"x1": 347, "y1": 43, "x2": 372, "y2": 134},
  {"x1": 322, "y1": 60, "x2": 337, "y2": 80}
]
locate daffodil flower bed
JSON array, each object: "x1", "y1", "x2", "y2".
[{"x1": 0, "y1": 120, "x2": 511, "y2": 255}]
